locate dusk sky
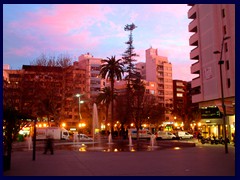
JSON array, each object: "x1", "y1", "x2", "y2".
[{"x1": 3, "y1": 4, "x2": 198, "y2": 81}]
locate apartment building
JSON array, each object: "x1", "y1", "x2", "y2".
[
  {"x1": 135, "y1": 62, "x2": 146, "y2": 79},
  {"x1": 145, "y1": 47, "x2": 173, "y2": 121},
  {"x1": 172, "y1": 80, "x2": 188, "y2": 118},
  {"x1": 188, "y1": 4, "x2": 235, "y2": 137},
  {"x1": 3, "y1": 65, "x2": 86, "y2": 131},
  {"x1": 77, "y1": 53, "x2": 104, "y2": 100}
]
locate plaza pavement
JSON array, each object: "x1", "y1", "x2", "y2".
[{"x1": 3, "y1": 140, "x2": 235, "y2": 176}]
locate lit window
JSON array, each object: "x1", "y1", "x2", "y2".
[
  {"x1": 176, "y1": 93, "x2": 183, "y2": 97},
  {"x1": 150, "y1": 90, "x2": 155, "y2": 95}
]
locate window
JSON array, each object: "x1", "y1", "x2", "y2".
[
  {"x1": 176, "y1": 82, "x2": 184, "y2": 86},
  {"x1": 226, "y1": 60, "x2": 229, "y2": 70},
  {"x1": 225, "y1": 43, "x2": 228, "y2": 52},
  {"x1": 176, "y1": 88, "x2": 184, "y2": 92},
  {"x1": 150, "y1": 90, "x2": 155, "y2": 95},
  {"x1": 223, "y1": 25, "x2": 227, "y2": 35},
  {"x1": 176, "y1": 93, "x2": 183, "y2": 97},
  {"x1": 222, "y1": 9, "x2": 225, "y2": 18},
  {"x1": 227, "y1": 78, "x2": 231, "y2": 88}
]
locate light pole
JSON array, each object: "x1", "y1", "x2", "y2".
[
  {"x1": 32, "y1": 119, "x2": 36, "y2": 161},
  {"x1": 76, "y1": 94, "x2": 84, "y2": 121},
  {"x1": 213, "y1": 36, "x2": 230, "y2": 154}
]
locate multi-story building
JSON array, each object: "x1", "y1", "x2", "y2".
[
  {"x1": 145, "y1": 47, "x2": 173, "y2": 121},
  {"x1": 135, "y1": 62, "x2": 146, "y2": 79},
  {"x1": 3, "y1": 65, "x2": 87, "y2": 131},
  {"x1": 188, "y1": 4, "x2": 235, "y2": 138},
  {"x1": 172, "y1": 80, "x2": 199, "y2": 130},
  {"x1": 77, "y1": 53, "x2": 104, "y2": 100},
  {"x1": 172, "y1": 80, "x2": 188, "y2": 119}
]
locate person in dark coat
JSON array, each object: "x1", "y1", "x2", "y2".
[{"x1": 43, "y1": 135, "x2": 54, "y2": 155}]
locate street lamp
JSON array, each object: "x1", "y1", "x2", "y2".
[
  {"x1": 76, "y1": 94, "x2": 84, "y2": 121},
  {"x1": 213, "y1": 36, "x2": 231, "y2": 154},
  {"x1": 32, "y1": 119, "x2": 36, "y2": 161}
]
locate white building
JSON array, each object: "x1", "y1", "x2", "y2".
[{"x1": 188, "y1": 4, "x2": 235, "y2": 138}]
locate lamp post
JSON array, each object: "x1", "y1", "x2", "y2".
[
  {"x1": 213, "y1": 36, "x2": 230, "y2": 154},
  {"x1": 32, "y1": 119, "x2": 36, "y2": 161},
  {"x1": 76, "y1": 94, "x2": 84, "y2": 121}
]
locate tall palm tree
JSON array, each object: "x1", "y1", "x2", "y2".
[{"x1": 100, "y1": 56, "x2": 124, "y2": 134}]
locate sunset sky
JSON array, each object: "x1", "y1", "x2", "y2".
[{"x1": 3, "y1": 4, "x2": 198, "y2": 81}]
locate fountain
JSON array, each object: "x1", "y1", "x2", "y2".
[
  {"x1": 148, "y1": 134, "x2": 158, "y2": 150},
  {"x1": 89, "y1": 103, "x2": 104, "y2": 151},
  {"x1": 128, "y1": 134, "x2": 133, "y2": 146},
  {"x1": 107, "y1": 133, "x2": 113, "y2": 144}
]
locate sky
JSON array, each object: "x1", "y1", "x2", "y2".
[{"x1": 3, "y1": 4, "x2": 198, "y2": 81}]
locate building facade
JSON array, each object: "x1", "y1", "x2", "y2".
[
  {"x1": 77, "y1": 53, "x2": 104, "y2": 100},
  {"x1": 188, "y1": 4, "x2": 235, "y2": 138},
  {"x1": 3, "y1": 65, "x2": 87, "y2": 131},
  {"x1": 145, "y1": 47, "x2": 173, "y2": 121}
]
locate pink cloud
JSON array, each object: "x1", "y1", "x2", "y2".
[
  {"x1": 151, "y1": 4, "x2": 189, "y2": 18},
  {"x1": 7, "y1": 4, "x2": 115, "y2": 55},
  {"x1": 11, "y1": 4, "x2": 112, "y2": 35},
  {"x1": 6, "y1": 46, "x2": 36, "y2": 57}
]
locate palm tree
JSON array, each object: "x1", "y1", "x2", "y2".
[{"x1": 100, "y1": 56, "x2": 124, "y2": 134}]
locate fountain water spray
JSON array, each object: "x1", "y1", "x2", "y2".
[
  {"x1": 92, "y1": 103, "x2": 100, "y2": 145},
  {"x1": 108, "y1": 133, "x2": 113, "y2": 144},
  {"x1": 129, "y1": 134, "x2": 133, "y2": 146},
  {"x1": 150, "y1": 134, "x2": 156, "y2": 147}
]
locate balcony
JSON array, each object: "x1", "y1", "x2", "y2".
[
  {"x1": 189, "y1": 32, "x2": 198, "y2": 46},
  {"x1": 191, "y1": 77, "x2": 201, "y2": 88},
  {"x1": 191, "y1": 61, "x2": 200, "y2": 74},
  {"x1": 188, "y1": 5, "x2": 197, "y2": 19},
  {"x1": 188, "y1": 18, "x2": 197, "y2": 32},
  {"x1": 190, "y1": 47, "x2": 199, "y2": 60}
]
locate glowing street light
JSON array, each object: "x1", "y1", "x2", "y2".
[
  {"x1": 76, "y1": 94, "x2": 84, "y2": 121},
  {"x1": 62, "y1": 122, "x2": 66, "y2": 128}
]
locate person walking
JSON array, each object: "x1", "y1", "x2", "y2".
[{"x1": 43, "y1": 135, "x2": 54, "y2": 155}]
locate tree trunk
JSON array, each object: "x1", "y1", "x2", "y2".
[
  {"x1": 105, "y1": 105, "x2": 109, "y2": 134},
  {"x1": 110, "y1": 80, "x2": 114, "y2": 136}
]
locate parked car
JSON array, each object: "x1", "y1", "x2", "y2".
[
  {"x1": 77, "y1": 134, "x2": 93, "y2": 141},
  {"x1": 156, "y1": 131, "x2": 176, "y2": 140},
  {"x1": 176, "y1": 131, "x2": 193, "y2": 139}
]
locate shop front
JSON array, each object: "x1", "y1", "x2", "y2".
[{"x1": 200, "y1": 115, "x2": 235, "y2": 141}]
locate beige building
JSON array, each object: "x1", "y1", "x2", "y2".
[
  {"x1": 144, "y1": 47, "x2": 173, "y2": 122},
  {"x1": 77, "y1": 53, "x2": 104, "y2": 100},
  {"x1": 188, "y1": 4, "x2": 235, "y2": 137}
]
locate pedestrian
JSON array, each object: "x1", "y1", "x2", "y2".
[
  {"x1": 43, "y1": 135, "x2": 54, "y2": 155},
  {"x1": 26, "y1": 135, "x2": 32, "y2": 150},
  {"x1": 197, "y1": 132, "x2": 202, "y2": 142}
]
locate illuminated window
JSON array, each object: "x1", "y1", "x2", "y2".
[
  {"x1": 150, "y1": 90, "x2": 155, "y2": 95},
  {"x1": 176, "y1": 93, "x2": 183, "y2": 97}
]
